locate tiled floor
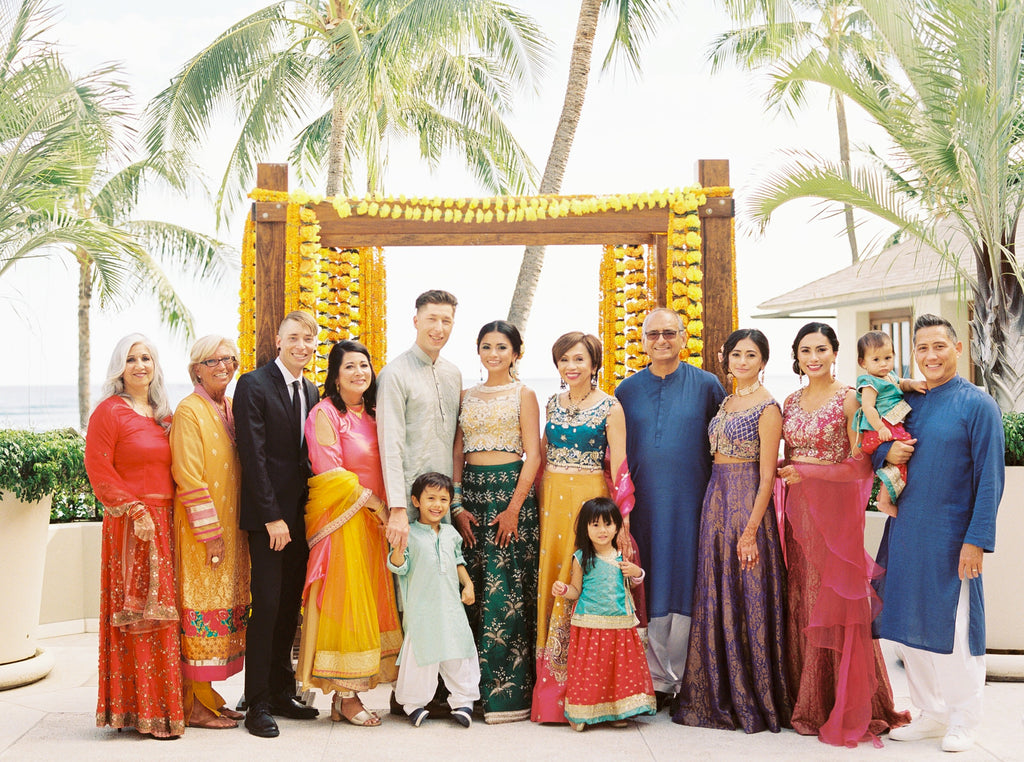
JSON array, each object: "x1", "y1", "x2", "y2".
[{"x1": 1, "y1": 633, "x2": 1021, "y2": 760}]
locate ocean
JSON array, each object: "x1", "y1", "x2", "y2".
[{"x1": 1, "y1": 372, "x2": 800, "y2": 432}]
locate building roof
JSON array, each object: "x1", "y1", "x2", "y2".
[{"x1": 755, "y1": 226, "x2": 977, "y2": 318}]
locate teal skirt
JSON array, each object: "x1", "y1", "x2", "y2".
[{"x1": 462, "y1": 460, "x2": 539, "y2": 723}]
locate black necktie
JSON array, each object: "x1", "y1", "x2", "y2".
[{"x1": 292, "y1": 380, "x2": 303, "y2": 444}]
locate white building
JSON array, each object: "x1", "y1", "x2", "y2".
[{"x1": 756, "y1": 228, "x2": 977, "y2": 384}]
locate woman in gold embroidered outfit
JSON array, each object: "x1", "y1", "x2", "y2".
[
  {"x1": 453, "y1": 320, "x2": 542, "y2": 723},
  {"x1": 170, "y1": 335, "x2": 249, "y2": 729},
  {"x1": 297, "y1": 340, "x2": 401, "y2": 726}
]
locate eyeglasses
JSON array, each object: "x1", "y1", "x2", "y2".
[
  {"x1": 199, "y1": 356, "x2": 237, "y2": 368},
  {"x1": 645, "y1": 330, "x2": 679, "y2": 341}
]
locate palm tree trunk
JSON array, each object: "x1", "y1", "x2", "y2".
[
  {"x1": 77, "y1": 250, "x2": 92, "y2": 430},
  {"x1": 507, "y1": 0, "x2": 602, "y2": 331},
  {"x1": 835, "y1": 93, "x2": 859, "y2": 264},
  {"x1": 325, "y1": 85, "x2": 350, "y2": 197}
]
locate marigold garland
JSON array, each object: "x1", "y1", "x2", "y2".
[
  {"x1": 238, "y1": 200, "x2": 386, "y2": 385},
  {"x1": 238, "y1": 217, "x2": 256, "y2": 373},
  {"x1": 242, "y1": 185, "x2": 732, "y2": 389}
]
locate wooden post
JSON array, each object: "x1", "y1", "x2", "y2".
[
  {"x1": 254, "y1": 163, "x2": 288, "y2": 366},
  {"x1": 653, "y1": 233, "x2": 668, "y2": 308},
  {"x1": 698, "y1": 159, "x2": 735, "y2": 386}
]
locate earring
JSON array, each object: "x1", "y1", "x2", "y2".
[
  {"x1": 510, "y1": 359, "x2": 519, "y2": 381},
  {"x1": 560, "y1": 378, "x2": 567, "y2": 390},
  {"x1": 759, "y1": 369, "x2": 765, "y2": 384},
  {"x1": 479, "y1": 364, "x2": 485, "y2": 382}
]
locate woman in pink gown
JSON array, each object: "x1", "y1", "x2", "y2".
[
  {"x1": 777, "y1": 323, "x2": 909, "y2": 748},
  {"x1": 296, "y1": 340, "x2": 402, "y2": 726}
]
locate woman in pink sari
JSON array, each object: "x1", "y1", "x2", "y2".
[{"x1": 776, "y1": 323, "x2": 908, "y2": 748}]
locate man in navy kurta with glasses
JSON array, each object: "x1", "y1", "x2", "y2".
[
  {"x1": 873, "y1": 314, "x2": 1002, "y2": 754},
  {"x1": 615, "y1": 307, "x2": 724, "y2": 711}
]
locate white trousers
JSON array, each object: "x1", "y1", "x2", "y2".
[
  {"x1": 395, "y1": 641, "x2": 480, "y2": 713},
  {"x1": 901, "y1": 579, "x2": 986, "y2": 729},
  {"x1": 646, "y1": 613, "x2": 691, "y2": 694}
]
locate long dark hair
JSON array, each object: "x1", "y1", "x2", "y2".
[
  {"x1": 574, "y1": 497, "x2": 623, "y2": 573},
  {"x1": 325, "y1": 340, "x2": 377, "y2": 416},
  {"x1": 476, "y1": 320, "x2": 523, "y2": 355},
  {"x1": 791, "y1": 322, "x2": 839, "y2": 376}
]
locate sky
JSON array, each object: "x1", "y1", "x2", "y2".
[{"x1": 0, "y1": 0, "x2": 893, "y2": 402}]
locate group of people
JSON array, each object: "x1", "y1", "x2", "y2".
[{"x1": 84, "y1": 291, "x2": 1002, "y2": 754}]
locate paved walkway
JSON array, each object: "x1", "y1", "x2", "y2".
[{"x1": 0, "y1": 633, "x2": 1021, "y2": 761}]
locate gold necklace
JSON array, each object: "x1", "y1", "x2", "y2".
[
  {"x1": 565, "y1": 388, "x2": 592, "y2": 416},
  {"x1": 735, "y1": 380, "x2": 761, "y2": 397}
]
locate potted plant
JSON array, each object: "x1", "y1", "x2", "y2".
[
  {"x1": 0, "y1": 428, "x2": 94, "y2": 686},
  {"x1": 986, "y1": 412, "x2": 1024, "y2": 680}
]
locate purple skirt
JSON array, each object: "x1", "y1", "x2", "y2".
[{"x1": 673, "y1": 462, "x2": 792, "y2": 733}]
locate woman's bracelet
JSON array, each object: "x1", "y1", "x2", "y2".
[{"x1": 127, "y1": 502, "x2": 147, "y2": 521}]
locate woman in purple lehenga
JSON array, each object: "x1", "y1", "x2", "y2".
[{"x1": 674, "y1": 329, "x2": 791, "y2": 733}]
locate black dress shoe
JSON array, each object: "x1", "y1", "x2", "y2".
[
  {"x1": 389, "y1": 690, "x2": 405, "y2": 717},
  {"x1": 654, "y1": 690, "x2": 675, "y2": 712},
  {"x1": 236, "y1": 694, "x2": 247, "y2": 712},
  {"x1": 245, "y1": 702, "x2": 280, "y2": 738},
  {"x1": 268, "y1": 692, "x2": 319, "y2": 720}
]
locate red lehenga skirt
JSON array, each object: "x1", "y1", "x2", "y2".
[
  {"x1": 97, "y1": 502, "x2": 185, "y2": 738},
  {"x1": 563, "y1": 622, "x2": 656, "y2": 726}
]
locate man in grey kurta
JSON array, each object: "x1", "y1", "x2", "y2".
[
  {"x1": 875, "y1": 314, "x2": 1003, "y2": 753},
  {"x1": 377, "y1": 289, "x2": 461, "y2": 551}
]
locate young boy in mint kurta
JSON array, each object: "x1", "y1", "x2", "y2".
[{"x1": 387, "y1": 472, "x2": 480, "y2": 727}]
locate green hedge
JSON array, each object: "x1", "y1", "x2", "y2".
[
  {"x1": 0, "y1": 429, "x2": 102, "y2": 522},
  {"x1": 1005, "y1": 412, "x2": 1024, "y2": 467}
]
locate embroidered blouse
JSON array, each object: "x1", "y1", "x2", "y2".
[
  {"x1": 708, "y1": 397, "x2": 780, "y2": 460},
  {"x1": 853, "y1": 372, "x2": 912, "y2": 431},
  {"x1": 782, "y1": 387, "x2": 851, "y2": 464},
  {"x1": 570, "y1": 549, "x2": 638, "y2": 629},
  {"x1": 545, "y1": 394, "x2": 614, "y2": 471},
  {"x1": 459, "y1": 382, "x2": 523, "y2": 454}
]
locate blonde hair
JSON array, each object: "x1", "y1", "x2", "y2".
[
  {"x1": 99, "y1": 334, "x2": 172, "y2": 428},
  {"x1": 188, "y1": 335, "x2": 239, "y2": 383},
  {"x1": 280, "y1": 311, "x2": 317, "y2": 337}
]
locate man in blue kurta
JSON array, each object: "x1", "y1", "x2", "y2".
[
  {"x1": 873, "y1": 314, "x2": 1003, "y2": 753},
  {"x1": 615, "y1": 308, "x2": 725, "y2": 707}
]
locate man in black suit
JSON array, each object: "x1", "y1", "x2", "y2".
[{"x1": 235, "y1": 311, "x2": 321, "y2": 737}]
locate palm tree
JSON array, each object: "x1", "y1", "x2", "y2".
[
  {"x1": 506, "y1": 0, "x2": 675, "y2": 331},
  {"x1": 71, "y1": 150, "x2": 235, "y2": 428},
  {"x1": 0, "y1": 0, "x2": 140, "y2": 284},
  {"x1": 748, "y1": 0, "x2": 1024, "y2": 412},
  {"x1": 144, "y1": 0, "x2": 550, "y2": 222},
  {"x1": 708, "y1": 0, "x2": 877, "y2": 265},
  {"x1": 0, "y1": 0, "x2": 234, "y2": 428}
]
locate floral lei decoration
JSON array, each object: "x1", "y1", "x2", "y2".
[
  {"x1": 242, "y1": 186, "x2": 730, "y2": 388},
  {"x1": 238, "y1": 198, "x2": 387, "y2": 382}
]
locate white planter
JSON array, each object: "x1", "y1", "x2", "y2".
[
  {"x1": 0, "y1": 493, "x2": 54, "y2": 687},
  {"x1": 864, "y1": 510, "x2": 887, "y2": 559},
  {"x1": 985, "y1": 465, "x2": 1024, "y2": 678}
]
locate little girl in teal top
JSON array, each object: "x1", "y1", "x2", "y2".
[{"x1": 551, "y1": 497, "x2": 656, "y2": 731}]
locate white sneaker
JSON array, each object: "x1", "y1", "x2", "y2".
[
  {"x1": 941, "y1": 725, "x2": 975, "y2": 752},
  {"x1": 889, "y1": 715, "x2": 947, "y2": 742}
]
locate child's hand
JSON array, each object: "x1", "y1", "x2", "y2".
[
  {"x1": 552, "y1": 580, "x2": 568, "y2": 597},
  {"x1": 461, "y1": 583, "x2": 475, "y2": 606},
  {"x1": 908, "y1": 379, "x2": 928, "y2": 394},
  {"x1": 619, "y1": 560, "x2": 641, "y2": 579},
  {"x1": 878, "y1": 427, "x2": 893, "y2": 442}
]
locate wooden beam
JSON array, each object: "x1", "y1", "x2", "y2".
[
  {"x1": 698, "y1": 160, "x2": 735, "y2": 387},
  {"x1": 254, "y1": 164, "x2": 288, "y2": 366},
  {"x1": 653, "y1": 234, "x2": 668, "y2": 307}
]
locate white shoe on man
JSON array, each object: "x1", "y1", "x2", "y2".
[
  {"x1": 940, "y1": 725, "x2": 975, "y2": 752},
  {"x1": 889, "y1": 714, "x2": 946, "y2": 742}
]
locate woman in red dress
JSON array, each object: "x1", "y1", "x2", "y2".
[{"x1": 85, "y1": 334, "x2": 184, "y2": 739}]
